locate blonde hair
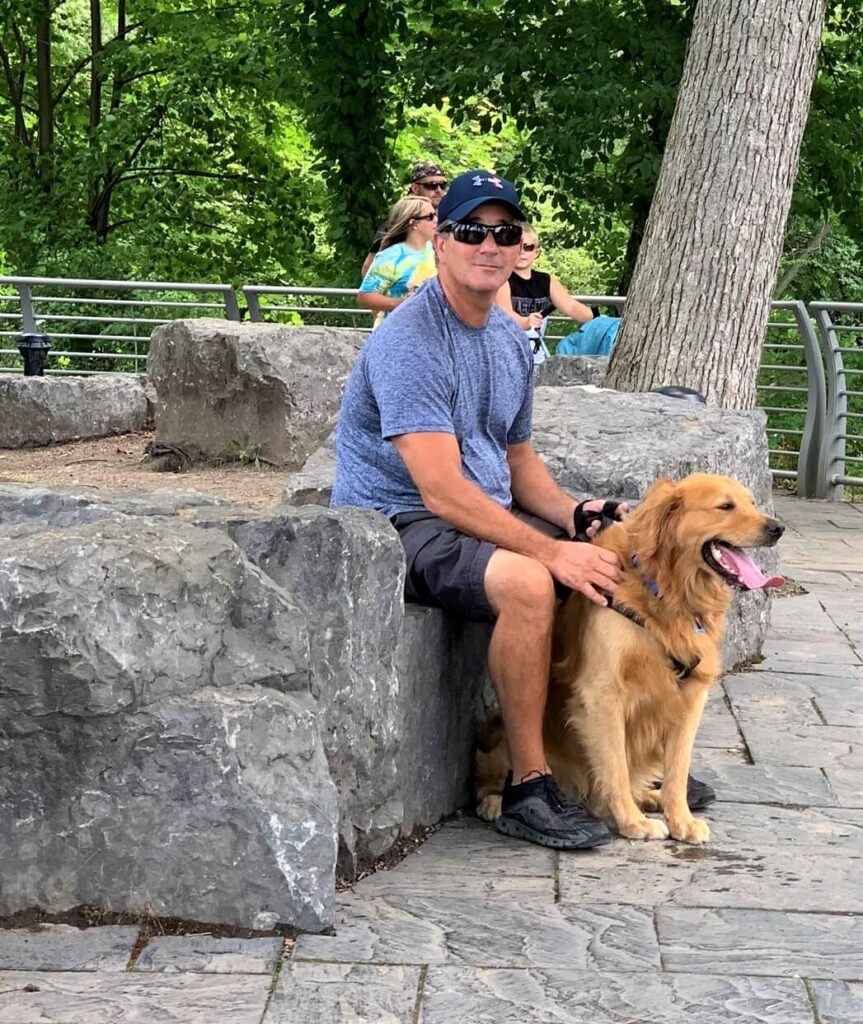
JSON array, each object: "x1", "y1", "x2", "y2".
[
  {"x1": 380, "y1": 196, "x2": 434, "y2": 249},
  {"x1": 520, "y1": 221, "x2": 539, "y2": 246}
]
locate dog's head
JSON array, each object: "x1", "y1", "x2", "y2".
[{"x1": 630, "y1": 473, "x2": 784, "y2": 591}]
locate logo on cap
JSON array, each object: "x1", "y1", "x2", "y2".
[{"x1": 472, "y1": 175, "x2": 503, "y2": 189}]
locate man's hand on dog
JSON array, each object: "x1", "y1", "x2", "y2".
[{"x1": 546, "y1": 541, "x2": 620, "y2": 606}]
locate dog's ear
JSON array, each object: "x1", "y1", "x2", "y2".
[{"x1": 632, "y1": 478, "x2": 682, "y2": 563}]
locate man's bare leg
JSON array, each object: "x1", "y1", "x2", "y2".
[
  {"x1": 482, "y1": 548, "x2": 611, "y2": 849},
  {"x1": 484, "y1": 549, "x2": 555, "y2": 781}
]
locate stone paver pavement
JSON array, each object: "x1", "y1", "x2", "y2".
[{"x1": 0, "y1": 495, "x2": 860, "y2": 1023}]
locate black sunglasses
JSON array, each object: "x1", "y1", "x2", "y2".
[
  {"x1": 412, "y1": 212, "x2": 437, "y2": 222},
  {"x1": 441, "y1": 221, "x2": 523, "y2": 247},
  {"x1": 522, "y1": 243, "x2": 539, "y2": 252},
  {"x1": 418, "y1": 180, "x2": 447, "y2": 191}
]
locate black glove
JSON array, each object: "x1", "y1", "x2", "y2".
[{"x1": 573, "y1": 499, "x2": 626, "y2": 543}]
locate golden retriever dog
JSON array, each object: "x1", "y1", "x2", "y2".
[{"x1": 476, "y1": 473, "x2": 784, "y2": 845}]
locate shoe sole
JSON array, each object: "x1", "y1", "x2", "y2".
[
  {"x1": 495, "y1": 815, "x2": 611, "y2": 850},
  {"x1": 689, "y1": 793, "x2": 717, "y2": 811}
]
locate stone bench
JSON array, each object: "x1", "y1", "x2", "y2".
[
  {"x1": 0, "y1": 376, "x2": 151, "y2": 449},
  {"x1": 0, "y1": 384, "x2": 778, "y2": 933},
  {"x1": 0, "y1": 484, "x2": 490, "y2": 934}
]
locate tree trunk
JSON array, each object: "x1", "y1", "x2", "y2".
[
  {"x1": 35, "y1": 0, "x2": 53, "y2": 190},
  {"x1": 605, "y1": 0, "x2": 827, "y2": 408},
  {"x1": 89, "y1": 0, "x2": 102, "y2": 130}
]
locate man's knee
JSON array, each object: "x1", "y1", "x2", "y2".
[{"x1": 484, "y1": 549, "x2": 556, "y2": 619}]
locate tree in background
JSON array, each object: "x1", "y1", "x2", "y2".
[
  {"x1": 0, "y1": 0, "x2": 327, "y2": 282},
  {"x1": 604, "y1": 0, "x2": 828, "y2": 407}
]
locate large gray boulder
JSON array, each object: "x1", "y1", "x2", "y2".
[
  {"x1": 0, "y1": 517, "x2": 338, "y2": 932},
  {"x1": 532, "y1": 385, "x2": 777, "y2": 667},
  {"x1": 226, "y1": 506, "x2": 407, "y2": 871},
  {"x1": 0, "y1": 376, "x2": 149, "y2": 449},
  {"x1": 535, "y1": 354, "x2": 607, "y2": 387},
  {"x1": 147, "y1": 319, "x2": 363, "y2": 468},
  {"x1": 0, "y1": 481, "x2": 239, "y2": 530},
  {"x1": 282, "y1": 430, "x2": 337, "y2": 507}
]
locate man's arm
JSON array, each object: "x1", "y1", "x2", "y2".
[
  {"x1": 392, "y1": 432, "x2": 619, "y2": 604},
  {"x1": 507, "y1": 440, "x2": 578, "y2": 535}
]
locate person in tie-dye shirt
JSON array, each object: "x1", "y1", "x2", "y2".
[{"x1": 358, "y1": 196, "x2": 438, "y2": 328}]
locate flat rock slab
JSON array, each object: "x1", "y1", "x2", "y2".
[
  {"x1": 657, "y1": 906, "x2": 863, "y2": 980},
  {"x1": 703, "y1": 801, "x2": 863, "y2": 850},
  {"x1": 825, "y1": 768, "x2": 863, "y2": 808},
  {"x1": 688, "y1": 762, "x2": 840, "y2": 806},
  {"x1": 557, "y1": 839, "x2": 863, "y2": 913},
  {"x1": 0, "y1": 971, "x2": 270, "y2": 1023},
  {"x1": 0, "y1": 376, "x2": 149, "y2": 449},
  {"x1": 294, "y1": 893, "x2": 660, "y2": 971},
  {"x1": 0, "y1": 482, "x2": 239, "y2": 531},
  {"x1": 0, "y1": 925, "x2": 138, "y2": 971},
  {"x1": 266, "y1": 963, "x2": 421, "y2": 1024},
  {"x1": 418, "y1": 967, "x2": 813, "y2": 1024},
  {"x1": 134, "y1": 935, "x2": 283, "y2": 974},
  {"x1": 810, "y1": 980, "x2": 863, "y2": 1024}
]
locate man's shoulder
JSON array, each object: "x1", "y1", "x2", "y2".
[{"x1": 487, "y1": 302, "x2": 532, "y2": 346}]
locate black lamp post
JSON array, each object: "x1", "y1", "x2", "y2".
[{"x1": 17, "y1": 333, "x2": 51, "y2": 376}]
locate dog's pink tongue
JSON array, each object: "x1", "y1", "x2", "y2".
[{"x1": 717, "y1": 544, "x2": 785, "y2": 590}]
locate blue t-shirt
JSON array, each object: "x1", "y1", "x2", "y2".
[{"x1": 332, "y1": 276, "x2": 533, "y2": 518}]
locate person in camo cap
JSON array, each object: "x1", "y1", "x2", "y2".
[{"x1": 360, "y1": 161, "x2": 449, "y2": 278}]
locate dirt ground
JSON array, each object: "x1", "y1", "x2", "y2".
[{"x1": 0, "y1": 429, "x2": 285, "y2": 509}]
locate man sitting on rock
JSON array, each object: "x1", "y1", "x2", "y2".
[{"x1": 332, "y1": 169, "x2": 624, "y2": 851}]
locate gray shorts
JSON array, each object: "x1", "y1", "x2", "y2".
[{"x1": 390, "y1": 508, "x2": 569, "y2": 623}]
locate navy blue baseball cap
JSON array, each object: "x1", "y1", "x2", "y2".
[{"x1": 437, "y1": 170, "x2": 526, "y2": 223}]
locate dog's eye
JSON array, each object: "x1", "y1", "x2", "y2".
[{"x1": 718, "y1": 502, "x2": 735, "y2": 511}]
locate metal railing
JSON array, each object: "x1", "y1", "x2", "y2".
[
  {"x1": 809, "y1": 302, "x2": 863, "y2": 499},
  {"x1": 1, "y1": 276, "x2": 860, "y2": 497},
  {"x1": 0, "y1": 277, "x2": 239, "y2": 375}
]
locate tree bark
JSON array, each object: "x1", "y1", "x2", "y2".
[
  {"x1": 35, "y1": 0, "x2": 53, "y2": 190},
  {"x1": 605, "y1": 0, "x2": 828, "y2": 408},
  {"x1": 89, "y1": 0, "x2": 102, "y2": 130}
]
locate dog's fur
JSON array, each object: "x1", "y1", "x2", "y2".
[{"x1": 475, "y1": 473, "x2": 783, "y2": 844}]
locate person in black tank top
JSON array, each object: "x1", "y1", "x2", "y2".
[{"x1": 495, "y1": 224, "x2": 595, "y2": 359}]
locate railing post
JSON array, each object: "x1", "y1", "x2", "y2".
[
  {"x1": 18, "y1": 283, "x2": 37, "y2": 334},
  {"x1": 787, "y1": 301, "x2": 825, "y2": 499},
  {"x1": 810, "y1": 304, "x2": 846, "y2": 501},
  {"x1": 243, "y1": 288, "x2": 264, "y2": 323},
  {"x1": 222, "y1": 287, "x2": 241, "y2": 322}
]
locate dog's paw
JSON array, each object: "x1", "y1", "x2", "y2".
[
  {"x1": 667, "y1": 815, "x2": 710, "y2": 845},
  {"x1": 476, "y1": 794, "x2": 502, "y2": 821},
  {"x1": 619, "y1": 816, "x2": 670, "y2": 841}
]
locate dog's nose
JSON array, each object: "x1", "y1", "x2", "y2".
[{"x1": 765, "y1": 519, "x2": 785, "y2": 542}]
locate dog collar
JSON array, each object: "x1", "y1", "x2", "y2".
[{"x1": 632, "y1": 554, "x2": 706, "y2": 636}]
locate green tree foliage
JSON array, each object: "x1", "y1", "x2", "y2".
[
  {"x1": 0, "y1": 0, "x2": 860, "y2": 294},
  {"x1": 277, "y1": 0, "x2": 411, "y2": 263},
  {"x1": 411, "y1": 0, "x2": 862, "y2": 292},
  {"x1": 0, "y1": 0, "x2": 329, "y2": 283}
]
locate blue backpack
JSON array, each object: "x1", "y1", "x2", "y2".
[{"x1": 556, "y1": 315, "x2": 621, "y2": 357}]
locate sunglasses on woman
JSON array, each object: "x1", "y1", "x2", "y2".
[
  {"x1": 441, "y1": 221, "x2": 523, "y2": 247},
  {"x1": 522, "y1": 243, "x2": 539, "y2": 252},
  {"x1": 412, "y1": 212, "x2": 437, "y2": 222}
]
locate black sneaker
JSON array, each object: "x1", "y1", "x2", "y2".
[
  {"x1": 687, "y1": 774, "x2": 716, "y2": 810},
  {"x1": 650, "y1": 774, "x2": 717, "y2": 810},
  {"x1": 495, "y1": 772, "x2": 611, "y2": 850}
]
